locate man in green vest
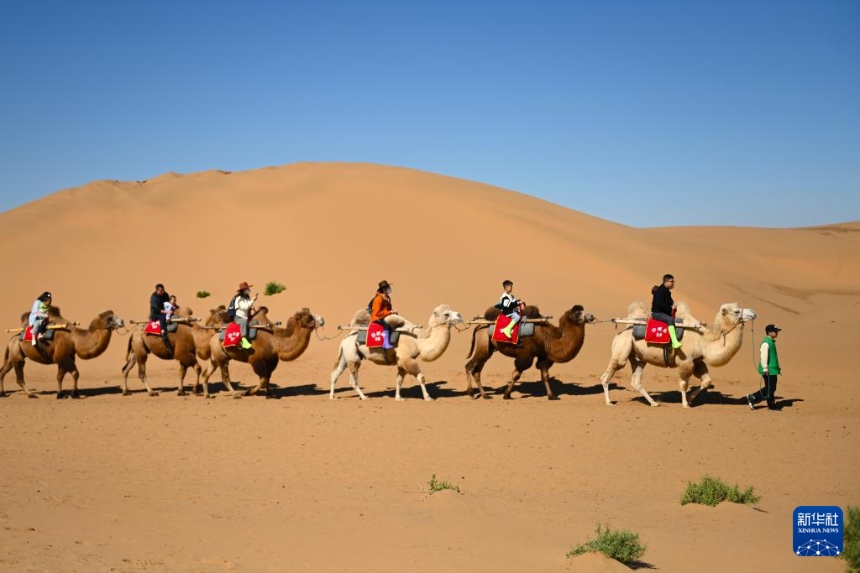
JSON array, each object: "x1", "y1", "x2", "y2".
[{"x1": 747, "y1": 324, "x2": 782, "y2": 411}]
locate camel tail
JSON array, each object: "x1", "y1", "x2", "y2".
[
  {"x1": 333, "y1": 343, "x2": 344, "y2": 371},
  {"x1": 466, "y1": 327, "x2": 480, "y2": 360},
  {"x1": 3, "y1": 340, "x2": 9, "y2": 367}
]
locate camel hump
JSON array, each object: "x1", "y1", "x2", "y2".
[
  {"x1": 350, "y1": 308, "x2": 371, "y2": 326},
  {"x1": 522, "y1": 305, "x2": 542, "y2": 319},
  {"x1": 483, "y1": 306, "x2": 501, "y2": 321}
]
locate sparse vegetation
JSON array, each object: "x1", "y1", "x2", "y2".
[
  {"x1": 264, "y1": 282, "x2": 286, "y2": 296},
  {"x1": 845, "y1": 505, "x2": 860, "y2": 572},
  {"x1": 680, "y1": 475, "x2": 761, "y2": 507},
  {"x1": 567, "y1": 523, "x2": 647, "y2": 565},
  {"x1": 427, "y1": 474, "x2": 461, "y2": 495},
  {"x1": 196, "y1": 291, "x2": 211, "y2": 299}
]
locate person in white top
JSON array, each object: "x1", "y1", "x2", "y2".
[
  {"x1": 746, "y1": 324, "x2": 783, "y2": 411},
  {"x1": 231, "y1": 282, "x2": 258, "y2": 349}
]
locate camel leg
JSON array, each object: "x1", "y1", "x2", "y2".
[
  {"x1": 69, "y1": 364, "x2": 81, "y2": 399},
  {"x1": 598, "y1": 362, "x2": 621, "y2": 406},
  {"x1": 347, "y1": 361, "x2": 366, "y2": 400},
  {"x1": 14, "y1": 361, "x2": 33, "y2": 397},
  {"x1": 56, "y1": 366, "x2": 68, "y2": 399},
  {"x1": 629, "y1": 360, "x2": 658, "y2": 407},
  {"x1": 537, "y1": 359, "x2": 557, "y2": 400},
  {"x1": 465, "y1": 355, "x2": 491, "y2": 400},
  {"x1": 394, "y1": 367, "x2": 407, "y2": 402},
  {"x1": 176, "y1": 364, "x2": 188, "y2": 396},
  {"x1": 221, "y1": 364, "x2": 239, "y2": 397},
  {"x1": 0, "y1": 355, "x2": 12, "y2": 397},
  {"x1": 121, "y1": 354, "x2": 136, "y2": 396},
  {"x1": 687, "y1": 361, "x2": 712, "y2": 405},
  {"x1": 503, "y1": 358, "x2": 532, "y2": 399},
  {"x1": 137, "y1": 357, "x2": 158, "y2": 397},
  {"x1": 329, "y1": 349, "x2": 348, "y2": 399}
]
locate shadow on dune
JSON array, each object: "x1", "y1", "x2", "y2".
[{"x1": 635, "y1": 388, "x2": 738, "y2": 408}]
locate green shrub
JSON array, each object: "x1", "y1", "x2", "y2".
[
  {"x1": 196, "y1": 291, "x2": 211, "y2": 299},
  {"x1": 566, "y1": 524, "x2": 646, "y2": 565},
  {"x1": 681, "y1": 475, "x2": 761, "y2": 507},
  {"x1": 427, "y1": 474, "x2": 461, "y2": 495},
  {"x1": 845, "y1": 505, "x2": 860, "y2": 572},
  {"x1": 264, "y1": 282, "x2": 286, "y2": 296}
]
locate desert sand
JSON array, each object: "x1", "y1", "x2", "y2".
[{"x1": 0, "y1": 162, "x2": 857, "y2": 572}]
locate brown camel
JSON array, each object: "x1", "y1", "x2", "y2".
[
  {"x1": 0, "y1": 308, "x2": 125, "y2": 398},
  {"x1": 121, "y1": 306, "x2": 231, "y2": 398},
  {"x1": 464, "y1": 304, "x2": 595, "y2": 400},
  {"x1": 203, "y1": 307, "x2": 325, "y2": 398}
]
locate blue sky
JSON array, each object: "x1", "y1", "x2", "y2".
[{"x1": 1, "y1": 0, "x2": 858, "y2": 227}]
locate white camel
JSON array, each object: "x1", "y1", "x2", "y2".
[
  {"x1": 330, "y1": 304, "x2": 463, "y2": 401},
  {"x1": 599, "y1": 302, "x2": 756, "y2": 408}
]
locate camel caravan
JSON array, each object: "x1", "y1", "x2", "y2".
[{"x1": 1, "y1": 276, "x2": 763, "y2": 408}]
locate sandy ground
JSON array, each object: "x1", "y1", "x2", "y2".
[{"x1": 0, "y1": 163, "x2": 858, "y2": 572}]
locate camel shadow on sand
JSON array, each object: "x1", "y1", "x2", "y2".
[{"x1": 636, "y1": 389, "x2": 804, "y2": 409}]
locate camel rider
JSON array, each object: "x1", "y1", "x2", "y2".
[
  {"x1": 498, "y1": 279, "x2": 524, "y2": 339},
  {"x1": 29, "y1": 291, "x2": 52, "y2": 345},
  {"x1": 150, "y1": 283, "x2": 172, "y2": 348},
  {"x1": 232, "y1": 282, "x2": 258, "y2": 350},
  {"x1": 370, "y1": 280, "x2": 397, "y2": 350},
  {"x1": 651, "y1": 273, "x2": 682, "y2": 349}
]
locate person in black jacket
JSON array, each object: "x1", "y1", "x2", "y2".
[
  {"x1": 651, "y1": 274, "x2": 682, "y2": 349},
  {"x1": 150, "y1": 283, "x2": 172, "y2": 347}
]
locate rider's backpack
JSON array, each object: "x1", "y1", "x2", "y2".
[{"x1": 227, "y1": 295, "x2": 238, "y2": 321}]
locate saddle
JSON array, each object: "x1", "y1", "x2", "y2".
[
  {"x1": 20, "y1": 326, "x2": 55, "y2": 342},
  {"x1": 357, "y1": 322, "x2": 401, "y2": 347},
  {"x1": 632, "y1": 318, "x2": 687, "y2": 344},
  {"x1": 491, "y1": 315, "x2": 535, "y2": 344},
  {"x1": 218, "y1": 321, "x2": 261, "y2": 346},
  {"x1": 143, "y1": 320, "x2": 179, "y2": 336}
]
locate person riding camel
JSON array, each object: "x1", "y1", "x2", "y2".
[
  {"x1": 651, "y1": 273, "x2": 682, "y2": 349},
  {"x1": 370, "y1": 280, "x2": 398, "y2": 350},
  {"x1": 29, "y1": 291, "x2": 52, "y2": 346},
  {"x1": 498, "y1": 279, "x2": 524, "y2": 340},
  {"x1": 231, "y1": 282, "x2": 258, "y2": 350},
  {"x1": 150, "y1": 283, "x2": 173, "y2": 350}
]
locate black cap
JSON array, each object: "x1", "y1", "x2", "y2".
[{"x1": 765, "y1": 324, "x2": 782, "y2": 334}]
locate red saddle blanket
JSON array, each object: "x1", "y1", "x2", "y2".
[
  {"x1": 143, "y1": 320, "x2": 163, "y2": 336},
  {"x1": 223, "y1": 322, "x2": 243, "y2": 348},
  {"x1": 22, "y1": 326, "x2": 35, "y2": 342},
  {"x1": 492, "y1": 315, "x2": 520, "y2": 344},
  {"x1": 367, "y1": 322, "x2": 386, "y2": 348},
  {"x1": 645, "y1": 318, "x2": 670, "y2": 344}
]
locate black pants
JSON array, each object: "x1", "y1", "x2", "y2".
[
  {"x1": 750, "y1": 374, "x2": 778, "y2": 407},
  {"x1": 651, "y1": 312, "x2": 676, "y2": 326}
]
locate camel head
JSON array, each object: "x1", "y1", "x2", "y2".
[
  {"x1": 294, "y1": 307, "x2": 325, "y2": 330},
  {"x1": 563, "y1": 304, "x2": 594, "y2": 325},
  {"x1": 717, "y1": 303, "x2": 757, "y2": 328},
  {"x1": 207, "y1": 305, "x2": 230, "y2": 325},
  {"x1": 96, "y1": 310, "x2": 126, "y2": 330},
  {"x1": 429, "y1": 304, "x2": 463, "y2": 327}
]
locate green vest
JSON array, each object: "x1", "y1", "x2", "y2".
[{"x1": 757, "y1": 336, "x2": 780, "y2": 375}]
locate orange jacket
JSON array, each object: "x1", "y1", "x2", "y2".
[{"x1": 371, "y1": 293, "x2": 394, "y2": 322}]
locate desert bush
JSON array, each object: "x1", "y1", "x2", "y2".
[
  {"x1": 264, "y1": 282, "x2": 286, "y2": 296},
  {"x1": 680, "y1": 475, "x2": 761, "y2": 507},
  {"x1": 845, "y1": 505, "x2": 860, "y2": 572},
  {"x1": 427, "y1": 474, "x2": 461, "y2": 495},
  {"x1": 196, "y1": 291, "x2": 211, "y2": 299},
  {"x1": 566, "y1": 523, "x2": 646, "y2": 565}
]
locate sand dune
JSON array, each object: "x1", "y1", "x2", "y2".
[{"x1": 0, "y1": 162, "x2": 857, "y2": 572}]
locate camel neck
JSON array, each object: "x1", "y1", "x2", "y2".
[
  {"x1": 416, "y1": 321, "x2": 451, "y2": 362},
  {"x1": 71, "y1": 320, "x2": 113, "y2": 360},
  {"x1": 274, "y1": 323, "x2": 313, "y2": 361},
  {"x1": 543, "y1": 317, "x2": 586, "y2": 363},
  {"x1": 702, "y1": 320, "x2": 745, "y2": 366}
]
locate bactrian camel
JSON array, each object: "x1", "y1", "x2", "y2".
[
  {"x1": 465, "y1": 304, "x2": 594, "y2": 400},
  {"x1": 0, "y1": 308, "x2": 125, "y2": 398},
  {"x1": 121, "y1": 306, "x2": 231, "y2": 398},
  {"x1": 330, "y1": 304, "x2": 464, "y2": 401},
  {"x1": 599, "y1": 302, "x2": 756, "y2": 408},
  {"x1": 203, "y1": 307, "x2": 325, "y2": 397}
]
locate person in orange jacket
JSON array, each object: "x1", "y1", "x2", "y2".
[{"x1": 370, "y1": 280, "x2": 397, "y2": 349}]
